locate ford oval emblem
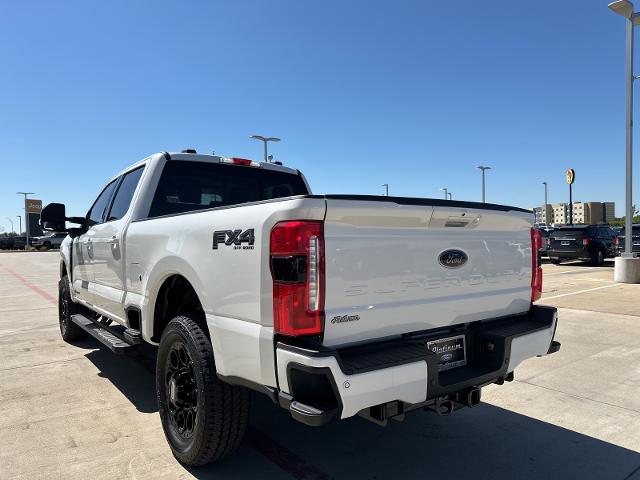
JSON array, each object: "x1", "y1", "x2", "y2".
[
  {"x1": 438, "y1": 249, "x2": 468, "y2": 269},
  {"x1": 441, "y1": 353, "x2": 454, "y2": 362}
]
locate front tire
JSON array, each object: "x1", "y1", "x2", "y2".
[
  {"x1": 551, "y1": 258, "x2": 562, "y2": 265},
  {"x1": 156, "y1": 315, "x2": 250, "y2": 466},
  {"x1": 58, "y1": 275, "x2": 86, "y2": 341}
]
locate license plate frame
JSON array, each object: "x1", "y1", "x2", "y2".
[{"x1": 427, "y1": 334, "x2": 467, "y2": 372}]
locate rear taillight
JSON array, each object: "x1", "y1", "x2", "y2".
[
  {"x1": 531, "y1": 228, "x2": 543, "y2": 303},
  {"x1": 270, "y1": 221, "x2": 324, "y2": 336},
  {"x1": 582, "y1": 237, "x2": 591, "y2": 246}
]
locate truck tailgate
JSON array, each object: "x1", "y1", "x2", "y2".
[{"x1": 321, "y1": 198, "x2": 533, "y2": 347}]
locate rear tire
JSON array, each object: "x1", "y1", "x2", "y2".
[
  {"x1": 42, "y1": 242, "x2": 51, "y2": 250},
  {"x1": 156, "y1": 315, "x2": 250, "y2": 466},
  {"x1": 58, "y1": 275, "x2": 86, "y2": 341},
  {"x1": 591, "y1": 249, "x2": 605, "y2": 266},
  {"x1": 551, "y1": 258, "x2": 562, "y2": 265}
]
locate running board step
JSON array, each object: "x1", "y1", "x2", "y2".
[
  {"x1": 71, "y1": 314, "x2": 132, "y2": 354},
  {"x1": 124, "y1": 328, "x2": 142, "y2": 345}
]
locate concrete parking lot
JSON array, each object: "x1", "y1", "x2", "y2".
[{"x1": 1, "y1": 252, "x2": 639, "y2": 480}]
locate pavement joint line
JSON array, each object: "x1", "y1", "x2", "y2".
[
  {"x1": 517, "y1": 339, "x2": 639, "y2": 383},
  {"x1": 544, "y1": 267, "x2": 598, "y2": 276},
  {"x1": 0, "y1": 306, "x2": 56, "y2": 314},
  {"x1": 0, "y1": 263, "x2": 57, "y2": 305},
  {"x1": 514, "y1": 379, "x2": 640, "y2": 416},
  {"x1": 556, "y1": 306, "x2": 640, "y2": 320},
  {"x1": 542, "y1": 283, "x2": 620, "y2": 300},
  {"x1": 623, "y1": 463, "x2": 640, "y2": 480},
  {"x1": 246, "y1": 426, "x2": 331, "y2": 480},
  {"x1": 0, "y1": 323, "x2": 59, "y2": 337},
  {"x1": 0, "y1": 398, "x2": 140, "y2": 431},
  {"x1": 0, "y1": 354, "x2": 90, "y2": 373}
]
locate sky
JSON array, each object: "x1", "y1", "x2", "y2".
[{"x1": 0, "y1": 0, "x2": 636, "y2": 233}]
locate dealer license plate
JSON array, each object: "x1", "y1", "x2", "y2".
[{"x1": 427, "y1": 335, "x2": 466, "y2": 372}]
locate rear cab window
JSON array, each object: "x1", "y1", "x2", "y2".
[{"x1": 148, "y1": 161, "x2": 309, "y2": 218}]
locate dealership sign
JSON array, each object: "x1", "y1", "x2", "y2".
[{"x1": 25, "y1": 199, "x2": 42, "y2": 214}]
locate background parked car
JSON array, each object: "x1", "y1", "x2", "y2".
[
  {"x1": 31, "y1": 232, "x2": 67, "y2": 250},
  {"x1": 616, "y1": 225, "x2": 640, "y2": 255},
  {"x1": 538, "y1": 228, "x2": 553, "y2": 258},
  {"x1": 547, "y1": 225, "x2": 618, "y2": 266},
  {"x1": 12, "y1": 237, "x2": 28, "y2": 250}
]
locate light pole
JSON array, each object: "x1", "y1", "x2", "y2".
[
  {"x1": 609, "y1": 0, "x2": 640, "y2": 282},
  {"x1": 381, "y1": 183, "x2": 389, "y2": 196},
  {"x1": 477, "y1": 166, "x2": 491, "y2": 202},
  {"x1": 17, "y1": 215, "x2": 22, "y2": 235},
  {"x1": 5, "y1": 217, "x2": 14, "y2": 234},
  {"x1": 542, "y1": 181, "x2": 548, "y2": 225},
  {"x1": 16, "y1": 192, "x2": 35, "y2": 247},
  {"x1": 250, "y1": 135, "x2": 281, "y2": 163},
  {"x1": 448, "y1": 192, "x2": 453, "y2": 200},
  {"x1": 440, "y1": 187, "x2": 448, "y2": 200}
]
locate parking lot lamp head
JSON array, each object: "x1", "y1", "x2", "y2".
[
  {"x1": 609, "y1": 0, "x2": 634, "y2": 18},
  {"x1": 250, "y1": 135, "x2": 281, "y2": 163}
]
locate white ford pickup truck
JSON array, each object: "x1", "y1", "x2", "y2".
[{"x1": 41, "y1": 150, "x2": 560, "y2": 466}]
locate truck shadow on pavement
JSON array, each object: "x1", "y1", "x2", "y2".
[
  {"x1": 84, "y1": 342, "x2": 640, "y2": 480},
  {"x1": 83, "y1": 343, "x2": 158, "y2": 414}
]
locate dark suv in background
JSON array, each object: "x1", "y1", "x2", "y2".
[
  {"x1": 617, "y1": 225, "x2": 640, "y2": 255},
  {"x1": 538, "y1": 228, "x2": 553, "y2": 258},
  {"x1": 0, "y1": 236, "x2": 27, "y2": 250},
  {"x1": 547, "y1": 225, "x2": 619, "y2": 266}
]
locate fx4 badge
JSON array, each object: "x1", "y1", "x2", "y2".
[{"x1": 213, "y1": 229, "x2": 255, "y2": 250}]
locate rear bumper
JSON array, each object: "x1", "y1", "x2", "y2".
[
  {"x1": 547, "y1": 249, "x2": 590, "y2": 260},
  {"x1": 275, "y1": 305, "x2": 559, "y2": 426}
]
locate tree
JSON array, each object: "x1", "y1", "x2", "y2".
[{"x1": 610, "y1": 204, "x2": 640, "y2": 227}]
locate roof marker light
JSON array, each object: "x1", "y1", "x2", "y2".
[{"x1": 220, "y1": 157, "x2": 260, "y2": 167}]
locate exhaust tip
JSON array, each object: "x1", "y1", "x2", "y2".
[{"x1": 467, "y1": 387, "x2": 481, "y2": 407}]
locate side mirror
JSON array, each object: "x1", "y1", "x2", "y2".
[
  {"x1": 40, "y1": 203, "x2": 87, "y2": 233},
  {"x1": 40, "y1": 203, "x2": 67, "y2": 232}
]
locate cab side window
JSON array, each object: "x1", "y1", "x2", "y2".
[
  {"x1": 87, "y1": 180, "x2": 118, "y2": 226},
  {"x1": 107, "y1": 166, "x2": 144, "y2": 221}
]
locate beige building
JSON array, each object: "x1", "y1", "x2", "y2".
[
  {"x1": 536, "y1": 204, "x2": 553, "y2": 225},
  {"x1": 534, "y1": 202, "x2": 615, "y2": 226},
  {"x1": 552, "y1": 203, "x2": 568, "y2": 225}
]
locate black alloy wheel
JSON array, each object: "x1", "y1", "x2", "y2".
[
  {"x1": 165, "y1": 341, "x2": 199, "y2": 439},
  {"x1": 156, "y1": 315, "x2": 250, "y2": 466},
  {"x1": 58, "y1": 275, "x2": 85, "y2": 341}
]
